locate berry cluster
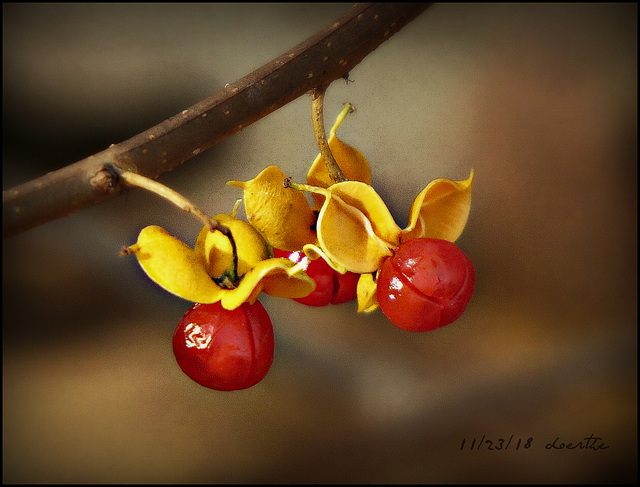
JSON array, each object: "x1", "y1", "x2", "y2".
[
  {"x1": 123, "y1": 102, "x2": 475, "y2": 392},
  {"x1": 173, "y1": 237, "x2": 474, "y2": 391}
]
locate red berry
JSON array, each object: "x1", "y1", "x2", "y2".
[
  {"x1": 274, "y1": 248, "x2": 358, "y2": 306},
  {"x1": 172, "y1": 301, "x2": 274, "y2": 391},
  {"x1": 376, "y1": 238, "x2": 475, "y2": 332}
]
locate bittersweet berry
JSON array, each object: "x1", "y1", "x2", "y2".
[
  {"x1": 274, "y1": 248, "x2": 359, "y2": 306},
  {"x1": 172, "y1": 300, "x2": 274, "y2": 391},
  {"x1": 376, "y1": 238, "x2": 475, "y2": 332}
]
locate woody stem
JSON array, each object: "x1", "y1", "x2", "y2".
[{"x1": 312, "y1": 85, "x2": 347, "y2": 184}]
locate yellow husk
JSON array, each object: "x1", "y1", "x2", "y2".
[
  {"x1": 356, "y1": 272, "x2": 379, "y2": 313},
  {"x1": 228, "y1": 166, "x2": 317, "y2": 251},
  {"x1": 195, "y1": 213, "x2": 270, "y2": 278},
  {"x1": 128, "y1": 225, "x2": 223, "y2": 304},
  {"x1": 315, "y1": 189, "x2": 395, "y2": 274},
  {"x1": 401, "y1": 170, "x2": 474, "y2": 243}
]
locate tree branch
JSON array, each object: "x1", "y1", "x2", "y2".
[{"x1": 2, "y1": 3, "x2": 432, "y2": 238}]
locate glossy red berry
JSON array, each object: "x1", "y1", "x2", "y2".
[
  {"x1": 172, "y1": 301, "x2": 274, "y2": 391},
  {"x1": 376, "y1": 238, "x2": 475, "y2": 332},
  {"x1": 274, "y1": 248, "x2": 359, "y2": 306}
]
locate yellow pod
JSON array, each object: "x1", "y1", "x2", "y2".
[
  {"x1": 195, "y1": 213, "x2": 270, "y2": 279},
  {"x1": 401, "y1": 170, "x2": 474, "y2": 243},
  {"x1": 311, "y1": 181, "x2": 401, "y2": 274},
  {"x1": 356, "y1": 272, "x2": 379, "y2": 313},
  {"x1": 228, "y1": 166, "x2": 317, "y2": 251},
  {"x1": 127, "y1": 225, "x2": 223, "y2": 304}
]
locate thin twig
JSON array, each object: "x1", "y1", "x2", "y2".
[
  {"x1": 114, "y1": 165, "x2": 240, "y2": 284},
  {"x1": 115, "y1": 168, "x2": 218, "y2": 233},
  {"x1": 3, "y1": 3, "x2": 432, "y2": 238},
  {"x1": 312, "y1": 86, "x2": 347, "y2": 184}
]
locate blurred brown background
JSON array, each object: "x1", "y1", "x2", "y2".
[{"x1": 3, "y1": 3, "x2": 637, "y2": 483}]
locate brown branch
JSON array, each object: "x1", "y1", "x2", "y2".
[{"x1": 2, "y1": 3, "x2": 432, "y2": 238}]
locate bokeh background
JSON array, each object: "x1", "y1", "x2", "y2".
[{"x1": 3, "y1": 3, "x2": 637, "y2": 483}]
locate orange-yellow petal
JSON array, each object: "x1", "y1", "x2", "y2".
[
  {"x1": 227, "y1": 166, "x2": 317, "y2": 251},
  {"x1": 357, "y1": 272, "x2": 379, "y2": 313},
  {"x1": 127, "y1": 225, "x2": 223, "y2": 304},
  {"x1": 331, "y1": 181, "x2": 401, "y2": 247},
  {"x1": 217, "y1": 257, "x2": 316, "y2": 309},
  {"x1": 302, "y1": 243, "x2": 349, "y2": 274},
  {"x1": 310, "y1": 181, "x2": 400, "y2": 273},
  {"x1": 195, "y1": 213, "x2": 270, "y2": 278},
  {"x1": 401, "y1": 170, "x2": 474, "y2": 243},
  {"x1": 307, "y1": 104, "x2": 371, "y2": 209},
  {"x1": 260, "y1": 258, "x2": 316, "y2": 299}
]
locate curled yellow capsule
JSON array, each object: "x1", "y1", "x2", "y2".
[
  {"x1": 401, "y1": 170, "x2": 474, "y2": 243},
  {"x1": 228, "y1": 166, "x2": 317, "y2": 251},
  {"x1": 195, "y1": 213, "x2": 270, "y2": 278},
  {"x1": 126, "y1": 225, "x2": 224, "y2": 304},
  {"x1": 125, "y1": 218, "x2": 316, "y2": 310},
  {"x1": 300, "y1": 180, "x2": 401, "y2": 274}
]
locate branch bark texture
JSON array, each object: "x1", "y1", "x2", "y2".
[{"x1": 3, "y1": 3, "x2": 432, "y2": 238}]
